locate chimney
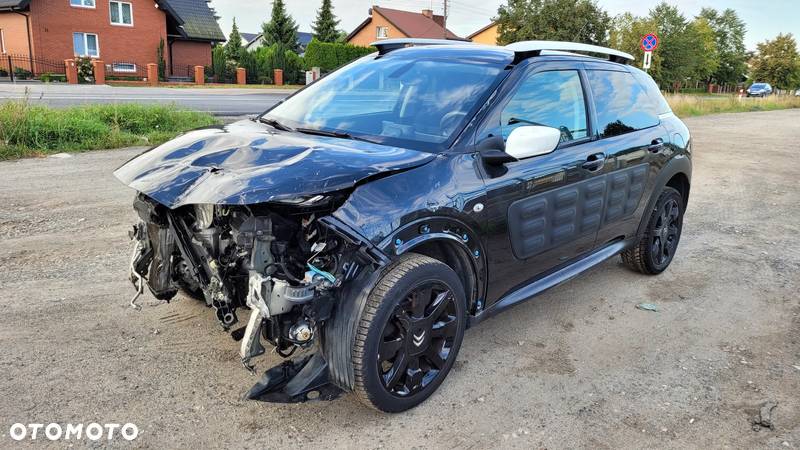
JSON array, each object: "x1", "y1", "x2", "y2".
[{"x1": 421, "y1": 9, "x2": 433, "y2": 19}]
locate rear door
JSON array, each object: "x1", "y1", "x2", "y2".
[{"x1": 582, "y1": 66, "x2": 670, "y2": 247}]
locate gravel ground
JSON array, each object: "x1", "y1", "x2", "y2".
[{"x1": 1, "y1": 110, "x2": 798, "y2": 449}]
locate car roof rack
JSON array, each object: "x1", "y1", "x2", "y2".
[
  {"x1": 506, "y1": 41, "x2": 634, "y2": 64},
  {"x1": 370, "y1": 38, "x2": 470, "y2": 55},
  {"x1": 368, "y1": 38, "x2": 635, "y2": 64}
]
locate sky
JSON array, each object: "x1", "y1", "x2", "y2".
[{"x1": 211, "y1": 0, "x2": 800, "y2": 51}]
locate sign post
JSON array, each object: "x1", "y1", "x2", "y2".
[{"x1": 640, "y1": 33, "x2": 659, "y2": 72}]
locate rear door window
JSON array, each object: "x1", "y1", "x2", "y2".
[{"x1": 587, "y1": 70, "x2": 660, "y2": 138}]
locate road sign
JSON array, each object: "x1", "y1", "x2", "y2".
[
  {"x1": 643, "y1": 51, "x2": 653, "y2": 70},
  {"x1": 641, "y1": 33, "x2": 659, "y2": 52}
]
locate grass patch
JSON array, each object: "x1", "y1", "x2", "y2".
[
  {"x1": 0, "y1": 102, "x2": 219, "y2": 160},
  {"x1": 666, "y1": 94, "x2": 800, "y2": 118}
]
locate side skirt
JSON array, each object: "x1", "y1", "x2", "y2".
[{"x1": 468, "y1": 240, "x2": 630, "y2": 327}]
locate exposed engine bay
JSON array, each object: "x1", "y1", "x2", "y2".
[{"x1": 128, "y1": 193, "x2": 379, "y2": 400}]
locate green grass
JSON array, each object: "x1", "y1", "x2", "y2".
[
  {"x1": 666, "y1": 94, "x2": 800, "y2": 118},
  {"x1": 0, "y1": 102, "x2": 219, "y2": 160}
]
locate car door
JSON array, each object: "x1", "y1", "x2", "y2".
[
  {"x1": 477, "y1": 62, "x2": 608, "y2": 303},
  {"x1": 582, "y1": 67, "x2": 670, "y2": 247}
]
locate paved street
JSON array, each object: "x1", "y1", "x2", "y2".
[{"x1": 0, "y1": 83, "x2": 294, "y2": 116}]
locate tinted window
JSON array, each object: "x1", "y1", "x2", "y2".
[
  {"x1": 587, "y1": 70, "x2": 659, "y2": 138},
  {"x1": 498, "y1": 70, "x2": 588, "y2": 143},
  {"x1": 630, "y1": 69, "x2": 671, "y2": 115}
]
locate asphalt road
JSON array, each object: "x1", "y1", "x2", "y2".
[
  {"x1": 0, "y1": 110, "x2": 798, "y2": 448},
  {"x1": 0, "y1": 83, "x2": 293, "y2": 116}
]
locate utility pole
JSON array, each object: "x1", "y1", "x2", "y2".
[{"x1": 443, "y1": 0, "x2": 448, "y2": 39}]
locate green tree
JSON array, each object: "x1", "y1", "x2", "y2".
[
  {"x1": 225, "y1": 18, "x2": 244, "y2": 63},
  {"x1": 312, "y1": 0, "x2": 340, "y2": 43},
  {"x1": 697, "y1": 8, "x2": 748, "y2": 84},
  {"x1": 496, "y1": 0, "x2": 610, "y2": 46},
  {"x1": 689, "y1": 17, "x2": 720, "y2": 84},
  {"x1": 262, "y1": 0, "x2": 299, "y2": 52},
  {"x1": 750, "y1": 33, "x2": 800, "y2": 89}
]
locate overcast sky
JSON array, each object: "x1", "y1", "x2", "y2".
[{"x1": 212, "y1": 0, "x2": 799, "y2": 51}]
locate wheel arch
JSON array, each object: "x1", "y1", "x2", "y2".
[
  {"x1": 636, "y1": 155, "x2": 692, "y2": 237},
  {"x1": 381, "y1": 217, "x2": 487, "y2": 316}
]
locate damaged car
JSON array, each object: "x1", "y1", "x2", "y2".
[{"x1": 115, "y1": 39, "x2": 692, "y2": 412}]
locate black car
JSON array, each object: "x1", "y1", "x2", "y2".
[{"x1": 116, "y1": 39, "x2": 692, "y2": 412}]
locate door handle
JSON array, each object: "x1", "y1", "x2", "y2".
[
  {"x1": 581, "y1": 153, "x2": 606, "y2": 171},
  {"x1": 648, "y1": 138, "x2": 665, "y2": 153}
]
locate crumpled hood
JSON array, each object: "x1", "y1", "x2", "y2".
[{"x1": 114, "y1": 120, "x2": 435, "y2": 208}]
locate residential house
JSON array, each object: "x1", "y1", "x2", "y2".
[
  {"x1": 468, "y1": 22, "x2": 498, "y2": 45},
  {"x1": 346, "y1": 6, "x2": 465, "y2": 47},
  {"x1": 0, "y1": 0, "x2": 225, "y2": 78},
  {"x1": 244, "y1": 31, "x2": 313, "y2": 55},
  {"x1": 240, "y1": 31, "x2": 258, "y2": 47}
]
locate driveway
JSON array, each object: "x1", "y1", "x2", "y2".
[
  {"x1": 0, "y1": 110, "x2": 798, "y2": 448},
  {"x1": 0, "y1": 83, "x2": 294, "y2": 116}
]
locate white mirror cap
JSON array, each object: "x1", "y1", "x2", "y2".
[{"x1": 505, "y1": 126, "x2": 562, "y2": 160}]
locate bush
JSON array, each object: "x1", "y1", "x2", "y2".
[
  {"x1": 39, "y1": 73, "x2": 67, "y2": 83},
  {"x1": 304, "y1": 39, "x2": 375, "y2": 72},
  {"x1": 0, "y1": 68, "x2": 7, "y2": 77},
  {"x1": 0, "y1": 101, "x2": 219, "y2": 160},
  {"x1": 242, "y1": 44, "x2": 304, "y2": 85},
  {"x1": 75, "y1": 56, "x2": 94, "y2": 83},
  {"x1": 13, "y1": 67, "x2": 33, "y2": 80}
]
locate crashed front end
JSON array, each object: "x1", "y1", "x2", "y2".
[{"x1": 128, "y1": 192, "x2": 380, "y2": 401}]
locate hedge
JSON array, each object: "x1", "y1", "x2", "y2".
[{"x1": 303, "y1": 39, "x2": 376, "y2": 72}]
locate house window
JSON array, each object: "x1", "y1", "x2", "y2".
[
  {"x1": 70, "y1": 0, "x2": 96, "y2": 8},
  {"x1": 73, "y1": 32, "x2": 99, "y2": 57},
  {"x1": 376, "y1": 26, "x2": 388, "y2": 39},
  {"x1": 110, "y1": 1, "x2": 133, "y2": 26},
  {"x1": 112, "y1": 63, "x2": 136, "y2": 73}
]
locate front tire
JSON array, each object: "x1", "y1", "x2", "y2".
[
  {"x1": 352, "y1": 254, "x2": 466, "y2": 412},
  {"x1": 621, "y1": 187, "x2": 684, "y2": 275}
]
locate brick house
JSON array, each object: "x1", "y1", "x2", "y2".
[
  {"x1": 346, "y1": 6, "x2": 465, "y2": 47},
  {"x1": 0, "y1": 0, "x2": 225, "y2": 78},
  {"x1": 467, "y1": 22, "x2": 498, "y2": 46}
]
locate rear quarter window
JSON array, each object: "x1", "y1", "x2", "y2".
[
  {"x1": 587, "y1": 70, "x2": 660, "y2": 138},
  {"x1": 630, "y1": 69, "x2": 672, "y2": 115}
]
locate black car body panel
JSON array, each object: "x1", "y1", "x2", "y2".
[{"x1": 114, "y1": 120, "x2": 436, "y2": 208}]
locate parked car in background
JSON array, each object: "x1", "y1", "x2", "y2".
[
  {"x1": 795, "y1": 89, "x2": 800, "y2": 97},
  {"x1": 747, "y1": 83, "x2": 773, "y2": 97},
  {"x1": 116, "y1": 39, "x2": 692, "y2": 412}
]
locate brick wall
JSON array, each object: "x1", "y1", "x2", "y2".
[
  {"x1": 0, "y1": 12, "x2": 32, "y2": 56},
  {"x1": 169, "y1": 40, "x2": 211, "y2": 77},
  {"x1": 28, "y1": 0, "x2": 168, "y2": 68}
]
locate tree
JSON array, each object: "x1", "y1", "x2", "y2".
[
  {"x1": 262, "y1": 0, "x2": 299, "y2": 52},
  {"x1": 689, "y1": 17, "x2": 720, "y2": 84},
  {"x1": 312, "y1": 0, "x2": 340, "y2": 43},
  {"x1": 496, "y1": 0, "x2": 610, "y2": 46},
  {"x1": 697, "y1": 8, "x2": 747, "y2": 84},
  {"x1": 225, "y1": 18, "x2": 244, "y2": 63},
  {"x1": 750, "y1": 33, "x2": 800, "y2": 89}
]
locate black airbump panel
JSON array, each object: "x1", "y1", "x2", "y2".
[{"x1": 508, "y1": 164, "x2": 648, "y2": 260}]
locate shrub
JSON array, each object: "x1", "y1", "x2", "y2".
[
  {"x1": 39, "y1": 73, "x2": 67, "y2": 83},
  {"x1": 75, "y1": 56, "x2": 94, "y2": 83},
  {"x1": 303, "y1": 39, "x2": 375, "y2": 72},
  {"x1": 13, "y1": 67, "x2": 33, "y2": 80}
]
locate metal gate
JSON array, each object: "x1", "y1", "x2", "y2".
[{"x1": 0, "y1": 54, "x2": 67, "y2": 82}]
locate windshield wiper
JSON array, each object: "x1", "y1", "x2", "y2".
[
  {"x1": 295, "y1": 127, "x2": 379, "y2": 144},
  {"x1": 258, "y1": 117, "x2": 293, "y2": 131}
]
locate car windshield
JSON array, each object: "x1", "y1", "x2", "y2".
[
  {"x1": 262, "y1": 54, "x2": 505, "y2": 151},
  {"x1": 752, "y1": 83, "x2": 767, "y2": 88}
]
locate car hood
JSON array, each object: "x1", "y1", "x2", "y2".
[{"x1": 114, "y1": 120, "x2": 436, "y2": 208}]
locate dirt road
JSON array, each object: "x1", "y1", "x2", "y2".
[{"x1": 1, "y1": 110, "x2": 798, "y2": 448}]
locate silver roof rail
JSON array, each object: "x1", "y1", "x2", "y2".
[
  {"x1": 370, "y1": 38, "x2": 470, "y2": 55},
  {"x1": 506, "y1": 41, "x2": 635, "y2": 64}
]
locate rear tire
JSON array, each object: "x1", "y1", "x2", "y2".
[
  {"x1": 621, "y1": 187, "x2": 684, "y2": 275},
  {"x1": 351, "y1": 253, "x2": 466, "y2": 412}
]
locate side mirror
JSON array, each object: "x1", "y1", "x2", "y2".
[{"x1": 505, "y1": 126, "x2": 561, "y2": 160}]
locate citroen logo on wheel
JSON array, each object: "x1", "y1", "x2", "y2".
[{"x1": 412, "y1": 330, "x2": 426, "y2": 347}]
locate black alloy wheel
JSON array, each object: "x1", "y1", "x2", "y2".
[
  {"x1": 378, "y1": 281, "x2": 459, "y2": 397},
  {"x1": 351, "y1": 253, "x2": 466, "y2": 412},
  {"x1": 650, "y1": 198, "x2": 681, "y2": 267},
  {"x1": 621, "y1": 187, "x2": 684, "y2": 275}
]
